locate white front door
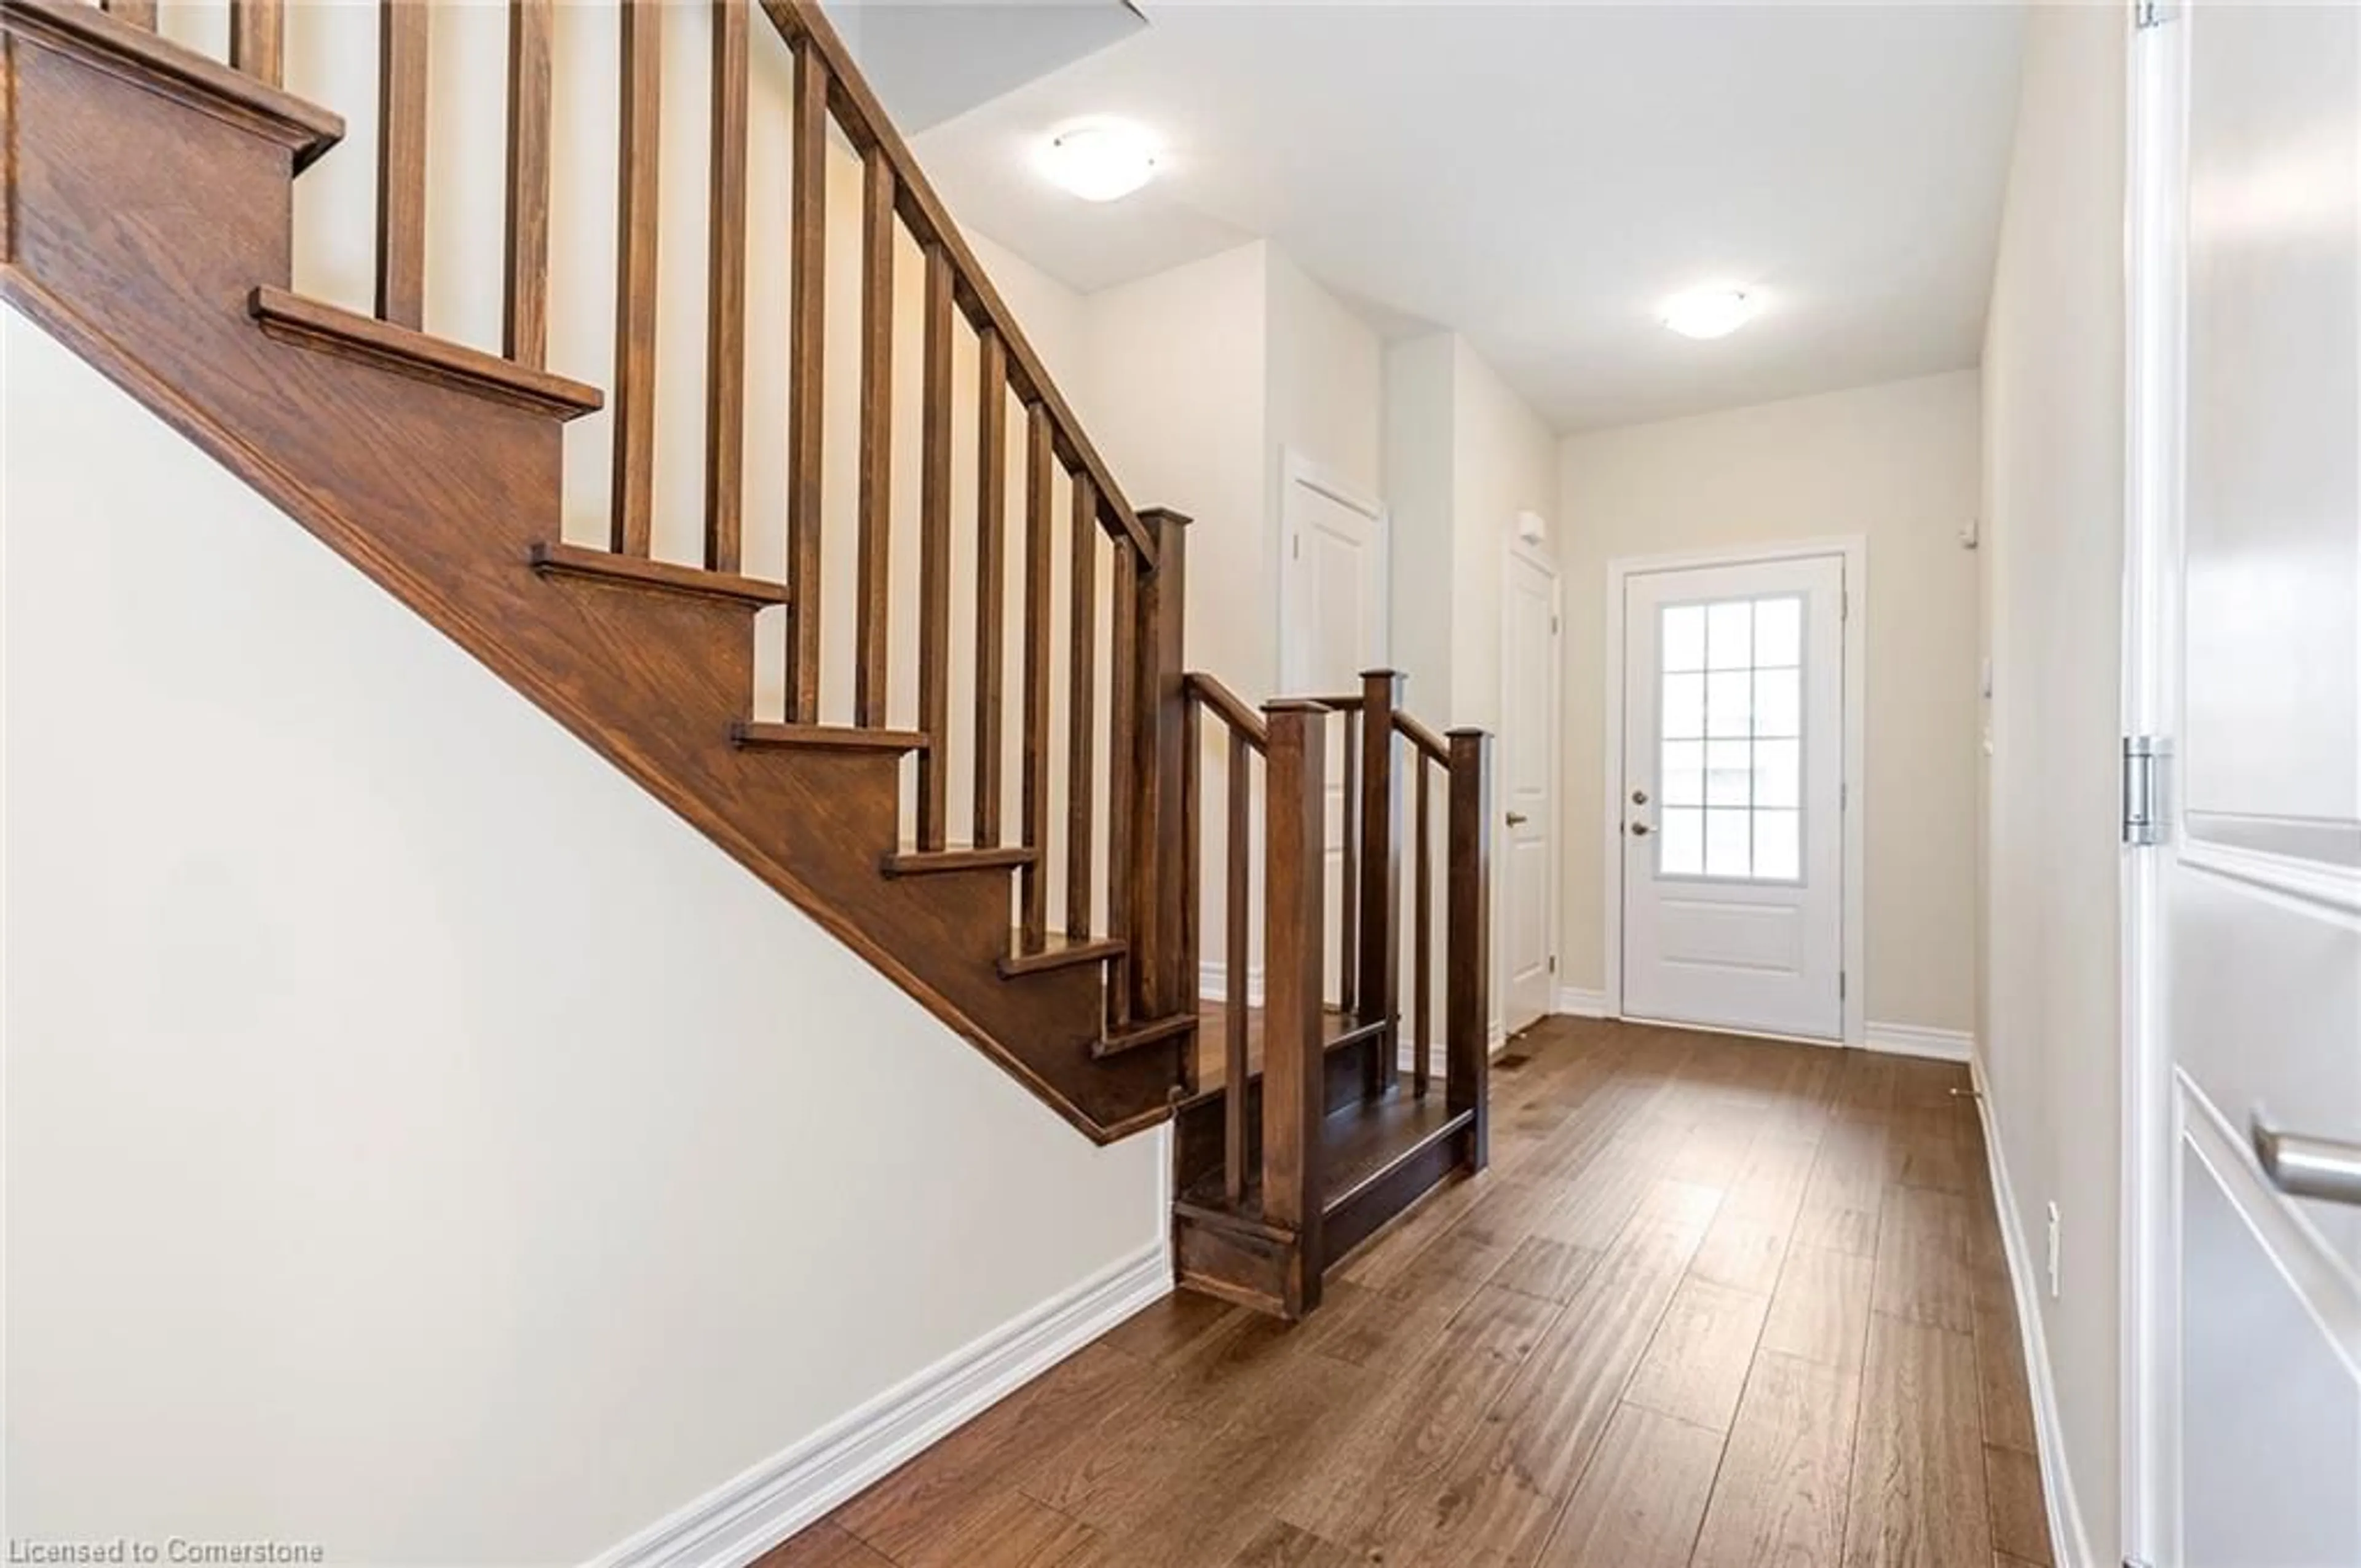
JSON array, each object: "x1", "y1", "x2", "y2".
[
  {"x1": 2135, "y1": 6, "x2": 2361, "y2": 1564},
  {"x1": 1619, "y1": 555, "x2": 1846, "y2": 1040},
  {"x1": 1501, "y1": 543, "x2": 1560, "y2": 1035}
]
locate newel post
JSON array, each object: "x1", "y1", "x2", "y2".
[
  {"x1": 1358, "y1": 670, "x2": 1404, "y2": 1093},
  {"x1": 1264, "y1": 699, "x2": 1329, "y2": 1317},
  {"x1": 1126, "y1": 507, "x2": 1190, "y2": 1027},
  {"x1": 1445, "y1": 727, "x2": 1493, "y2": 1171}
]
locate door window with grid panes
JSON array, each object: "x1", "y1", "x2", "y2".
[{"x1": 1655, "y1": 595, "x2": 1803, "y2": 881}]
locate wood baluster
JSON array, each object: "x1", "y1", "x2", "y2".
[
  {"x1": 702, "y1": 0, "x2": 749, "y2": 572},
  {"x1": 229, "y1": 0, "x2": 282, "y2": 85},
  {"x1": 1338, "y1": 705, "x2": 1359, "y2": 1018},
  {"x1": 1446, "y1": 728, "x2": 1493, "y2": 1170},
  {"x1": 607, "y1": 0, "x2": 660, "y2": 556},
  {"x1": 105, "y1": 1, "x2": 157, "y2": 31},
  {"x1": 375, "y1": 0, "x2": 430, "y2": 331},
  {"x1": 853, "y1": 146, "x2": 895, "y2": 724},
  {"x1": 915, "y1": 245, "x2": 954, "y2": 847},
  {"x1": 785, "y1": 41, "x2": 829, "y2": 721},
  {"x1": 1413, "y1": 755, "x2": 1433, "y2": 1099},
  {"x1": 1264, "y1": 700, "x2": 1330, "y2": 1318},
  {"x1": 1223, "y1": 731, "x2": 1250, "y2": 1202},
  {"x1": 1180, "y1": 670, "x2": 1203, "y2": 1065},
  {"x1": 1359, "y1": 670, "x2": 1403, "y2": 1093},
  {"x1": 1018, "y1": 406, "x2": 1054, "y2": 951},
  {"x1": 973, "y1": 330, "x2": 1008, "y2": 847},
  {"x1": 1064, "y1": 473, "x2": 1098, "y2": 938},
  {"x1": 1107, "y1": 537, "x2": 1138, "y2": 1024},
  {"x1": 1129, "y1": 509, "x2": 1190, "y2": 1026},
  {"x1": 503, "y1": 0, "x2": 552, "y2": 367}
]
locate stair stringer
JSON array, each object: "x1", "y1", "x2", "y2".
[{"x1": 0, "y1": 0, "x2": 1177, "y2": 1142}]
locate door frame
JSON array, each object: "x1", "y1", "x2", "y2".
[
  {"x1": 1498, "y1": 534, "x2": 1564, "y2": 1037},
  {"x1": 1275, "y1": 449, "x2": 1390, "y2": 692},
  {"x1": 2120, "y1": 4, "x2": 2181, "y2": 1556},
  {"x1": 1600, "y1": 536, "x2": 1869, "y2": 1047}
]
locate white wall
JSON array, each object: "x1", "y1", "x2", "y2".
[
  {"x1": 1267, "y1": 247, "x2": 1385, "y2": 507},
  {"x1": 1, "y1": 315, "x2": 1166, "y2": 1563},
  {"x1": 1559, "y1": 370, "x2": 1985, "y2": 1035},
  {"x1": 1979, "y1": 6, "x2": 2129, "y2": 1561}
]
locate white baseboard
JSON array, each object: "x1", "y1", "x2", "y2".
[
  {"x1": 1864, "y1": 1020, "x2": 1976, "y2": 1062},
  {"x1": 1554, "y1": 987, "x2": 1608, "y2": 1018},
  {"x1": 591, "y1": 1243, "x2": 1171, "y2": 1568},
  {"x1": 1197, "y1": 962, "x2": 1264, "y2": 1008},
  {"x1": 1969, "y1": 1053, "x2": 2097, "y2": 1568}
]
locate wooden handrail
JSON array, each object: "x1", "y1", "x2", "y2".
[
  {"x1": 1394, "y1": 709, "x2": 1450, "y2": 765},
  {"x1": 1183, "y1": 672, "x2": 1269, "y2": 751},
  {"x1": 756, "y1": 0, "x2": 1152, "y2": 564}
]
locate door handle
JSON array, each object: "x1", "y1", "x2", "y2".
[
  {"x1": 2252, "y1": 1114, "x2": 2361, "y2": 1206},
  {"x1": 1629, "y1": 822, "x2": 1651, "y2": 837},
  {"x1": 1506, "y1": 812, "x2": 1529, "y2": 827}
]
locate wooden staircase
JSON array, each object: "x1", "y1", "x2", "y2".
[{"x1": 0, "y1": 0, "x2": 1492, "y2": 1320}]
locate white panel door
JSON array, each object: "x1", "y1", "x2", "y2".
[
  {"x1": 1620, "y1": 556, "x2": 1845, "y2": 1040},
  {"x1": 1501, "y1": 545, "x2": 1560, "y2": 1035},
  {"x1": 2142, "y1": 6, "x2": 2361, "y2": 1563},
  {"x1": 1279, "y1": 465, "x2": 1387, "y2": 1009}
]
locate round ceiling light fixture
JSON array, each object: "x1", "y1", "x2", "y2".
[
  {"x1": 1661, "y1": 287, "x2": 1757, "y2": 340},
  {"x1": 1039, "y1": 119, "x2": 1161, "y2": 203}
]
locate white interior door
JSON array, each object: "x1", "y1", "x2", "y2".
[
  {"x1": 1619, "y1": 556, "x2": 1845, "y2": 1040},
  {"x1": 1501, "y1": 543, "x2": 1560, "y2": 1035},
  {"x1": 2138, "y1": 6, "x2": 2361, "y2": 1564},
  {"x1": 1279, "y1": 459, "x2": 1387, "y2": 1011}
]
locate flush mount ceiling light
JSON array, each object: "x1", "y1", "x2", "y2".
[
  {"x1": 1039, "y1": 119, "x2": 1161, "y2": 203},
  {"x1": 1661, "y1": 288, "x2": 1756, "y2": 340}
]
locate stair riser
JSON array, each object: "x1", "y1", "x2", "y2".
[
  {"x1": 4, "y1": 18, "x2": 1175, "y2": 1141},
  {"x1": 1173, "y1": 1037, "x2": 1378, "y2": 1195}
]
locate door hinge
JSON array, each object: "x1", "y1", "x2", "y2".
[
  {"x1": 1840, "y1": 781, "x2": 1849, "y2": 810},
  {"x1": 2134, "y1": 0, "x2": 2174, "y2": 28},
  {"x1": 1549, "y1": 955, "x2": 1557, "y2": 973},
  {"x1": 1551, "y1": 614, "x2": 1559, "y2": 635},
  {"x1": 1838, "y1": 970, "x2": 1848, "y2": 1002},
  {"x1": 1841, "y1": 588, "x2": 1851, "y2": 622},
  {"x1": 2122, "y1": 734, "x2": 2169, "y2": 847},
  {"x1": 1292, "y1": 534, "x2": 1301, "y2": 561}
]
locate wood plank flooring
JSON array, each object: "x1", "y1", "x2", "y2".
[{"x1": 759, "y1": 1018, "x2": 2053, "y2": 1568}]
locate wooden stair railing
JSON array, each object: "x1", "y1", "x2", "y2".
[
  {"x1": 7, "y1": 0, "x2": 1484, "y2": 1316},
  {"x1": 1168, "y1": 672, "x2": 1491, "y2": 1318}
]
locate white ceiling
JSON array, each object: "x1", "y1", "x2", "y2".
[{"x1": 903, "y1": 2, "x2": 2027, "y2": 432}]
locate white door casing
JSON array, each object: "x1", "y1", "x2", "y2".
[
  {"x1": 2126, "y1": 6, "x2": 2361, "y2": 1566},
  {"x1": 1500, "y1": 539, "x2": 1562, "y2": 1036},
  {"x1": 1608, "y1": 545, "x2": 1862, "y2": 1044}
]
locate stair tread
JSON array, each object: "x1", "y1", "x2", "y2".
[
  {"x1": 531, "y1": 542, "x2": 791, "y2": 607},
  {"x1": 3, "y1": 0, "x2": 345, "y2": 168},
  {"x1": 999, "y1": 931, "x2": 1127, "y2": 978},
  {"x1": 1177, "y1": 1085, "x2": 1470, "y2": 1225},
  {"x1": 251, "y1": 288, "x2": 603, "y2": 418},
  {"x1": 1093, "y1": 1011, "x2": 1200, "y2": 1059},
  {"x1": 884, "y1": 846, "x2": 1036, "y2": 877},
  {"x1": 733, "y1": 722, "x2": 927, "y2": 753},
  {"x1": 1182, "y1": 1002, "x2": 1390, "y2": 1103}
]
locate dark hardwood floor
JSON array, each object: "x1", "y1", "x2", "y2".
[{"x1": 759, "y1": 1017, "x2": 2053, "y2": 1568}]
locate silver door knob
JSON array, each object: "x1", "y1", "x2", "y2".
[
  {"x1": 1629, "y1": 822, "x2": 1651, "y2": 837},
  {"x1": 1505, "y1": 812, "x2": 1529, "y2": 827},
  {"x1": 2253, "y1": 1114, "x2": 2361, "y2": 1206},
  {"x1": 1631, "y1": 789, "x2": 1650, "y2": 806}
]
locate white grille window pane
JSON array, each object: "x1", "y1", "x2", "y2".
[
  {"x1": 1706, "y1": 739, "x2": 1752, "y2": 806},
  {"x1": 1754, "y1": 668, "x2": 1800, "y2": 737},
  {"x1": 1664, "y1": 673, "x2": 1706, "y2": 738},
  {"x1": 1662, "y1": 740, "x2": 1705, "y2": 806},
  {"x1": 1753, "y1": 809, "x2": 1800, "y2": 879},
  {"x1": 1659, "y1": 808, "x2": 1704, "y2": 876},
  {"x1": 1754, "y1": 595, "x2": 1802, "y2": 667},
  {"x1": 1707, "y1": 671, "x2": 1752, "y2": 737},
  {"x1": 1752, "y1": 738, "x2": 1800, "y2": 809},
  {"x1": 1662, "y1": 605, "x2": 1707, "y2": 673},
  {"x1": 1707, "y1": 601, "x2": 1754, "y2": 670},
  {"x1": 1704, "y1": 809, "x2": 1752, "y2": 877}
]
